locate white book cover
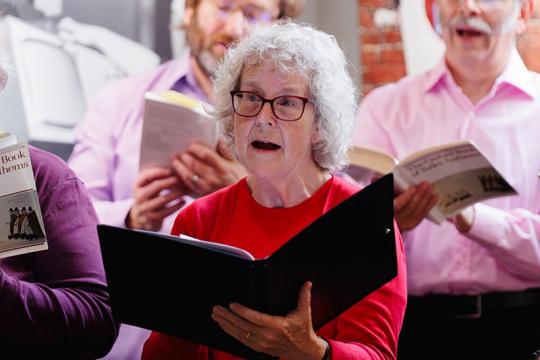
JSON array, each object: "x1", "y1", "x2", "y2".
[
  {"x1": 0, "y1": 133, "x2": 47, "y2": 258},
  {"x1": 139, "y1": 91, "x2": 219, "y2": 171},
  {"x1": 348, "y1": 140, "x2": 517, "y2": 224}
]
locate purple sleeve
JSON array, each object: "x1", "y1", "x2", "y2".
[{"x1": 0, "y1": 147, "x2": 117, "y2": 358}]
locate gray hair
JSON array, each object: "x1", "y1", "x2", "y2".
[{"x1": 212, "y1": 20, "x2": 358, "y2": 172}]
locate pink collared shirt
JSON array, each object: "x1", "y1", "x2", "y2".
[
  {"x1": 353, "y1": 48, "x2": 540, "y2": 296},
  {"x1": 68, "y1": 52, "x2": 206, "y2": 234}
]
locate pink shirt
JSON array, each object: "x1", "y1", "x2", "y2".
[
  {"x1": 68, "y1": 52, "x2": 206, "y2": 234},
  {"x1": 353, "y1": 49, "x2": 540, "y2": 296}
]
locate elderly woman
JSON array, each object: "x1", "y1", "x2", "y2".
[{"x1": 143, "y1": 21, "x2": 407, "y2": 360}]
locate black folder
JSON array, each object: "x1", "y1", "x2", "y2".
[{"x1": 98, "y1": 173, "x2": 397, "y2": 359}]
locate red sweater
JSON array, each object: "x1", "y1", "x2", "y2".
[{"x1": 143, "y1": 176, "x2": 407, "y2": 359}]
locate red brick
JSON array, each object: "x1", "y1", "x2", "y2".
[
  {"x1": 361, "y1": 49, "x2": 380, "y2": 64},
  {"x1": 381, "y1": 49, "x2": 405, "y2": 63},
  {"x1": 359, "y1": 0, "x2": 395, "y2": 9},
  {"x1": 359, "y1": 7, "x2": 374, "y2": 27},
  {"x1": 361, "y1": 31, "x2": 384, "y2": 45},
  {"x1": 383, "y1": 28, "x2": 403, "y2": 43},
  {"x1": 363, "y1": 63, "x2": 406, "y2": 83}
]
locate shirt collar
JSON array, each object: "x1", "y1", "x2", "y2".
[
  {"x1": 421, "y1": 59, "x2": 449, "y2": 94},
  {"x1": 166, "y1": 51, "x2": 209, "y2": 101},
  {"x1": 423, "y1": 48, "x2": 537, "y2": 100},
  {"x1": 494, "y1": 47, "x2": 537, "y2": 100}
]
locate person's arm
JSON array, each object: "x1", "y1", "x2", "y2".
[
  {"x1": 0, "y1": 174, "x2": 117, "y2": 357},
  {"x1": 68, "y1": 84, "x2": 136, "y2": 228},
  {"x1": 454, "y1": 203, "x2": 540, "y2": 280},
  {"x1": 69, "y1": 84, "x2": 187, "y2": 233}
]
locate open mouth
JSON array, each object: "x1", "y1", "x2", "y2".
[
  {"x1": 456, "y1": 27, "x2": 483, "y2": 38},
  {"x1": 251, "y1": 140, "x2": 281, "y2": 151},
  {"x1": 216, "y1": 41, "x2": 231, "y2": 49}
]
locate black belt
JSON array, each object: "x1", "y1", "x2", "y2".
[{"x1": 408, "y1": 287, "x2": 540, "y2": 319}]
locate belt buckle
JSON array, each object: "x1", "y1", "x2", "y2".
[{"x1": 454, "y1": 294, "x2": 482, "y2": 319}]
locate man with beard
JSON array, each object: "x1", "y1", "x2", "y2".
[
  {"x1": 353, "y1": 0, "x2": 540, "y2": 358},
  {"x1": 68, "y1": 1, "x2": 304, "y2": 359}
]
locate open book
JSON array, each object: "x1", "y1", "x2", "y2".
[
  {"x1": 347, "y1": 140, "x2": 516, "y2": 224},
  {"x1": 98, "y1": 174, "x2": 397, "y2": 359},
  {"x1": 139, "y1": 91, "x2": 219, "y2": 170},
  {"x1": 0, "y1": 132, "x2": 47, "y2": 258}
]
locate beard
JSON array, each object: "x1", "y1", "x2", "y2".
[
  {"x1": 196, "y1": 49, "x2": 219, "y2": 78},
  {"x1": 184, "y1": 16, "x2": 235, "y2": 79}
]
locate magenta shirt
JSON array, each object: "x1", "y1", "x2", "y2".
[
  {"x1": 0, "y1": 146, "x2": 116, "y2": 357},
  {"x1": 68, "y1": 52, "x2": 207, "y2": 234},
  {"x1": 354, "y1": 48, "x2": 540, "y2": 296}
]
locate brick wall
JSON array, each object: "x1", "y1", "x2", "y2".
[
  {"x1": 359, "y1": 0, "x2": 540, "y2": 93},
  {"x1": 359, "y1": 0, "x2": 405, "y2": 93}
]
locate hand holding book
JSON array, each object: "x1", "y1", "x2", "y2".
[
  {"x1": 347, "y1": 140, "x2": 517, "y2": 225},
  {"x1": 211, "y1": 281, "x2": 328, "y2": 360}
]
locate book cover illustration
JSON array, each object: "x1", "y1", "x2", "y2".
[{"x1": 0, "y1": 143, "x2": 47, "y2": 258}]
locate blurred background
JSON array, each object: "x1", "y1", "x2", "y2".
[{"x1": 0, "y1": 0, "x2": 538, "y2": 159}]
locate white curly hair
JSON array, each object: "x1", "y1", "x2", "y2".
[{"x1": 212, "y1": 20, "x2": 358, "y2": 172}]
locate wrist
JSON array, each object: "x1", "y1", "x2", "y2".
[
  {"x1": 316, "y1": 336, "x2": 330, "y2": 360},
  {"x1": 126, "y1": 208, "x2": 142, "y2": 230}
]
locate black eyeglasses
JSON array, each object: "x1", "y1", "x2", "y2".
[{"x1": 230, "y1": 90, "x2": 310, "y2": 121}]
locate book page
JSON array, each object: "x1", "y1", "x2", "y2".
[
  {"x1": 398, "y1": 141, "x2": 516, "y2": 218},
  {"x1": 346, "y1": 146, "x2": 398, "y2": 184},
  {"x1": 137, "y1": 229, "x2": 255, "y2": 260},
  {"x1": 0, "y1": 143, "x2": 48, "y2": 258},
  {"x1": 139, "y1": 92, "x2": 219, "y2": 170}
]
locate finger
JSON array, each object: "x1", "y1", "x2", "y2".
[
  {"x1": 181, "y1": 153, "x2": 221, "y2": 187},
  {"x1": 187, "y1": 142, "x2": 231, "y2": 175},
  {"x1": 396, "y1": 183, "x2": 438, "y2": 230},
  {"x1": 394, "y1": 187, "x2": 416, "y2": 213},
  {"x1": 212, "y1": 312, "x2": 260, "y2": 349},
  {"x1": 135, "y1": 167, "x2": 172, "y2": 188},
  {"x1": 212, "y1": 305, "x2": 259, "y2": 333},
  {"x1": 228, "y1": 303, "x2": 277, "y2": 327},
  {"x1": 295, "y1": 281, "x2": 312, "y2": 317},
  {"x1": 211, "y1": 305, "x2": 262, "y2": 348},
  {"x1": 171, "y1": 158, "x2": 201, "y2": 194},
  {"x1": 144, "y1": 196, "x2": 186, "y2": 222},
  {"x1": 414, "y1": 185, "x2": 438, "y2": 216},
  {"x1": 135, "y1": 176, "x2": 180, "y2": 202},
  {"x1": 405, "y1": 182, "x2": 436, "y2": 219},
  {"x1": 139, "y1": 189, "x2": 184, "y2": 212}
]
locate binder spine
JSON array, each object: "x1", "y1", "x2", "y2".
[{"x1": 251, "y1": 261, "x2": 270, "y2": 313}]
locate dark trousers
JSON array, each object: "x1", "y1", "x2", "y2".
[{"x1": 398, "y1": 293, "x2": 540, "y2": 360}]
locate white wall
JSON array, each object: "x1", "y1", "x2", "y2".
[
  {"x1": 399, "y1": 0, "x2": 445, "y2": 75},
  {"x1": 299, "y1": 0, "x2": 361, "y2": 89}
]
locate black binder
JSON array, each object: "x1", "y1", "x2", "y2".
[{"x1": 98, "y1": 173, "x2": 397, "y2": 359}]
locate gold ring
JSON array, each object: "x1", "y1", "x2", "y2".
[{"x1": 245, "y1": 331, "x2": 251, "y2": 340}]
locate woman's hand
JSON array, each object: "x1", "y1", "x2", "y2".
[{"x1": 211, "y1": 282, "x2": 327, "y2": 360}]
